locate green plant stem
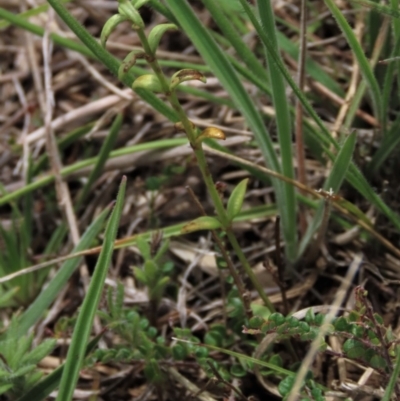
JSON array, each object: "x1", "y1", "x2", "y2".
[
  {"x1": 133, "y1": 25, "x2": 273, "y2": 310},
  {"x1": 166, "y1": 90, "x2": 229, "y2": 225},
  {"x1": 186, "y1": 186, "x2": 251, "y2": 319}
]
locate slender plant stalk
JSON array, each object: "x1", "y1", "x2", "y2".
[
  {"x1": 256, "y1": 0, "x2": 297, "y2": 263},
  {"x1": 186, "y1": 186, "x2": 253, "y2": 318},
  {"x1": 134, "y1": 20, "x2": 274, "y2": 309}
]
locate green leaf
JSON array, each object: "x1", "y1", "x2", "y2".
[
  {"x1": 136, "y1": 237, "x2": 151, "y2": 261},
  {"x1": 226, "y1": 178, "x2": 248, "y2": 221},
  {"x1": 230, "y1": 364, "x2": 246, "y2": 377},
  {"x1": 56, "y1": 177, "x2": 126, "y2": 401},
  {"x1": 143, "y1": 260, "x2": 158, "y2": 284},
  {"x1": 150, "y1": 277, "x2": 170, "y2": 300},
  {"x1": 172, "y1": 344, "x2": 188, "y2": 360},
  {"x1": 16, "y1": 335, "x2": 101, "y2": 401},
  {"x1": 369, "y1": 355, "x2": 387, "y2": 369},
  {"x1": 22, "y1": 339, "x2": 56, "y2": 366},
  {"x1": 278, "y1": 375, "x2": 295, "y2": 396},
  {"x1": 133, "y1": 267, "x2": 146, "y2": 283},
  {"x1": 343, "y1": 339, "x2": 366, "y2": 358},
  {"x1": 334, "y1": 316, "x2": 351, "y2": 332}
]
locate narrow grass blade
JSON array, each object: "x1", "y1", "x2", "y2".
[
  {"x1": 257, "y1": 0, "x2": 297, "y2": 261},
  {"x1": 201, "y1": 0, "x2": 268, "y2": 82},
  {"x1": 0, "y1": 137, "x2": 187, "y2": 207},
  {"x1": 349, "y1": 0, "x2": 400, "y2": 18},
  {"x1": 33, "y1": 123, "x2": 94, "y2": 175},
  {"x1": 77, "y1": 113, "x2": 122, "y2": 206},
  {"x1": 382, "y1": 35, "x2": 400, "y2": 132},
  {"x1": 299, "y1": 132, "x2": 357, "y2": 257},
  {"x1": 56, "y1": 177, "x2": 126, "y2": 401},
  {"x1": 0, "y1": 7, "x2": 92, "y2": 56},
  {"x1": 164, "y1": 0, "x2": 293, "y2": 261},
  {"x1": 277, "y1": 32, "x2": 344, "y2": 97},
  {"x1": 382, "y1": 346, "x2": 400, "y2": 401},
  {"x1": 324, "y1": 0, "x2": 383, "y2": 125},
  {"x1": 368, "y1": 114, "x2": 400, "y2": 173},
  {"x1": 16, "y1": 204, "x2": 112, "y2": 336}
]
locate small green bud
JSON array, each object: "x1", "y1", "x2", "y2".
[
  {"x1": 100, "y1": 14, "x2": 129, "y2": 47},
  {"x1": 170, "y1": 69, "x2": 206, "y2": 91},
  {"x1": 148, "y1": 23, "x2": 178, "y2": 54},
  {"x1": 132, "y1": 74, "x2": 163, "y2": 93}
]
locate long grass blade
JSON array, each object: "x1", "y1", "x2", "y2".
[
  {"x1": 256, "y1": 0, "x2": 297, "y2": 261},
  {"x1": 382, "y1": 346, "x2": 400, "y2": 401},
  {"x1": 76, "y1": 113, "x2": 122, "y2": 206},
  {"x1": 299, "y1": 132, "x2": 357, "y2": 257},
  {"x1": 0, "y1": 138, "x2": 187, "y2": 207},
  {"x1": 56, "y1": 177, "x2": 126, "y2": 401},
  {"x1": 16, "y1": 204, "x2": 112, "y2": 336},
  {"x1": 164, "y1": 0, "x2": 296, "y2": 261}
]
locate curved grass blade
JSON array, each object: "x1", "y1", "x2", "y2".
[
  {"x1": 0, "y1": 138, "x2": 187, "y2": 207},
  {"x1": 257, "y1": 0, "x2": 297, "y2": 261},
  {"x1": 16, "y1": 204, "x2": 112, "y2": 336},
  {"x1": 56, "y1": 177, "x2": 126, "y2": 401},
  {"x1": 368, "y1": 114, "x2": 400, "y2": 173},
  {"x1": 299, "y1": 132, "x2": 357, "y2": 257},
  {"x1": 76, "y1": 113, "x2": 122, "y2": 206}
]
